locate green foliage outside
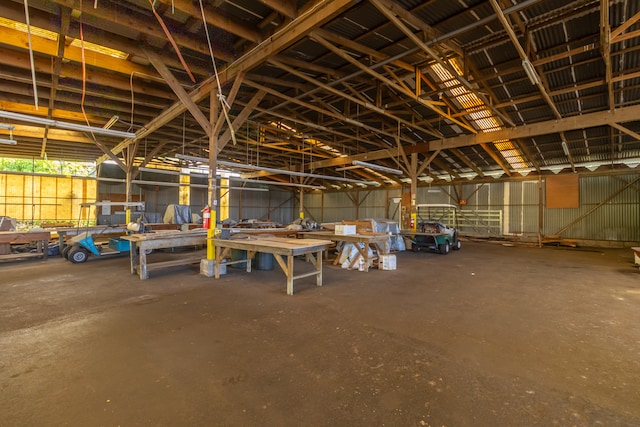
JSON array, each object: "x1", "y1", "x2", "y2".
[{"x1": 0, "y1": 157, "x2": 96, "y2": 176}]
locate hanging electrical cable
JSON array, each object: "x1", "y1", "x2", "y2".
[
  {"x1": 23, "y1": 0, "x2": 39, "y2": 110},
  {"x1": 197, "y1": 0, "x2": 236, "y2": 145},
  {"x1": 148, "y1": 0, "x2": 196, "y2": 83}
]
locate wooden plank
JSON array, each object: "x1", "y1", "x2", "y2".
[{"x1": 145, "y1": 256, "x2": 202, "y2": 271}]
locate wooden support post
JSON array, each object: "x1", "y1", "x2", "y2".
[{"x1": 207, "y1": 88, "x2": 219, "y2": 261}]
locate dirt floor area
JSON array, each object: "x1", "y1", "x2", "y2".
[{"x1": 1, "y1": 240, "x2": 640, "y2": 426}]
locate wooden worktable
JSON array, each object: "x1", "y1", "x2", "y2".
[
  {"x1": 122, "y1": 230, "x2": 207, "y2": 280},
  {"x1": 0, "y1": 230, "x2": 51, "y2": 261},
  {"x1": 211, "y1": 237, "x2": 332, "y2": 295},
  {"x1": 302, "y1": 231, "x2": 389, "y2": 271}
]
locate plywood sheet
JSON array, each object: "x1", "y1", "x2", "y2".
[{"x1": 546, "y1": 174, "x2": 579, "y2": 208}]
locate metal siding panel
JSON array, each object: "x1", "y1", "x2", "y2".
[{"x1": 522, "y1": 181, "x2": 541, "y2": 234}]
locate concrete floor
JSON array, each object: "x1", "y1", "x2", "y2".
[{"x1": 1, "y1": 241, "x2": 640, "y2": 426}]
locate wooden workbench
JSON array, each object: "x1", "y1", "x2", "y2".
[
  {"x1": 122, "y1": 230, "x2": 207, "y2": 280},
  {"x1": 300, "y1": 231, "x2": 389, "y2": 272},
  {"x1": 54, "y1": 223, "x2": 203, "y2": 251},
  {"x1": 211, "y1": 237, "x2": 332, "y2": 295},
  {"x1": 0, "y1": 230, "x2": 51, "y2": 261}
]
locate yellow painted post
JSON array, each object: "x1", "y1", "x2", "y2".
[
  {"x1": 126, "y1": 209, "x2": 131, "y2": 224},
  {"x1": 207, "y1": 210, "x2": 216, "y2": 260},
  {"x1": 411, "y1": 212, "x2": 417, "y2": 232}
]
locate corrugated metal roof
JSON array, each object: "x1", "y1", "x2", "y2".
[{"x1": 1, "y1": 0, "x2": 640, "y2": 186}]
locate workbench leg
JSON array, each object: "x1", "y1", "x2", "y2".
[
  {"x1": 364, "y1": 245, "x2": 370, "y2": 272},
  {"x1": 214, "y1": 246, "x2": 221, "y2": 279},
  {"x1": 58, "y1": 234, "x2": 65, "y2": 253},
  {"x1": 129, "y1": 245, "x2": 137, "y2": 275},
  {"x1": 41, "y1": 239, "x2": 48, "y2": 260},
  {"x1": 247, "y1": 250, "x2": 255, "y2": 273},
  {"x1": 332, "y1": 246, "x2": 344, "y2": 266},
  {"x1": 316, "y1": 250, "x2": 323, "y2": 287},
  {"x1": 286, "y1": 255, "x2": 294, "y2": 296},
  {"x1": 138, "y1": 246, "x2": 148, "y2": 280}
]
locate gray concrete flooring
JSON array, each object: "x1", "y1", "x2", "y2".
[{"x1": 1, "y1": 241, "x2": 640, "y2": 426}]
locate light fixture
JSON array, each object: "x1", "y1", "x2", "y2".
[
  {"x1": 0, "y1": 110, "x2": 136, "y2": 139},
  {"x1": 103, "y1": 115, "x2": 119, "y2": 129},
  {"x1": 335, "y1": 165, "x2": 362, "y2": 171},
  {"x1": 96, "y1": 177, "x2": 268, "y2": 192},
  {"x1": 522, "y1": 59, "x2": 539, "y2": 85},
  {"x1": 352, "y1": 160, "x2": 403, "y2": 175},
  {"x1": 138, "y1": 166, "x2": 181, "y2": 176},
  {"x1": 0, "y1": 124, "x2": 17, "y2": 145},
  {"x1": 561, "y1": 140, "x2": 570, "y2": 156},
  {"x1": 175, "y1": 154, "x2": 376, "y2": 186}
]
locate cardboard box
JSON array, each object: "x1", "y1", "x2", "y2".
[
  {"x1": 378, "y1": 254, "x2": 396, "y2": 270},
  {"x1": 335, "y1": 224, "x2": 357, "y2": 235}
]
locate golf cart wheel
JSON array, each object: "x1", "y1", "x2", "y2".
[
  {"x1": 438, "y1": 241, "x2": 450, "y2": 255},
  {"x1": 68, "y1": 246, "x2": 89, "y2": 263},
  {"x1": 62, "y1": 245, "x2": 72, "y2": 260},
  {"x1": 452, "y1": 239, "x2": 462, "y2": 250}
]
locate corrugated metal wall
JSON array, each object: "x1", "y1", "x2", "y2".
[
  {"x1": 304, "y1": 174, "x2": 640, "y2": 243},
  {"x1": 6, "y1": 164, "x2": 637, "y2": 242},
  {"x1": 305, "y1": 189, "x2": 403, "y2": 224},
  {"x1": 226, "y1": 185, "x2": 295, "y2": 224}
]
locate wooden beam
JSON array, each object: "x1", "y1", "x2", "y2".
[
  {"x1": 47, "y1": 0, "x2": 234, "y2": 61},
  {"x1": 42, "y1": 8, "x2": 71, "y2": 159},
  {"x1": 479, "y1": 143, "x2": 512, "y2": 177},
  {"x1": 450, "y1": 148, "x2": 485, "y2": 177},
  {"x1": 308, "y1": 104, "x2": 640, "y2": 169},
  {"x1": 488, "y1": 0, "x2": 561, "y2": 120},
  {"x1": 0, "y1": 46, "x2": 176, "y2": 101},
  {"x1": 370, "y1": 0, "x2": 463, "y2": 58},
  {"x1": 313, "y1": 28, "x2": 414, "y2": 72},
  {"x1": 217, "y1": 89, "x2": 267, "y2": 151},
  {"x1": 98, "y1": 0, "x2": 355, "y2": 164},
  {"x1": 310, "y1": 32, "x2": 476, "y2": 133},
  {"x1": 212, "y1": 72, "x2": 245, "y2": 136},
  {"x1": 610, "y1": 10, "x2": 640, "y2": 41},
  {"x1": 268, "y1": 58, "x2": 441, "y2": 138},
  {"x1": 258, "y1": 0, "x2": 297, "y2": 19},
  {"x1": 155, "y1": 0, "x2": 261, "y2": 43},
  {"x1": 243, "y1": 79, "x2": 407, "y2": 145},
  {"x1": 600, "y1": 0, "x2": 614, "y2": 109},
  {"x1": 86, "y1": 133, "x2": 126, "y2": 170},
  {"x1": 610, "y1": 122, "x2": 640, "y2": 141},
  {"x1": 0, "y1": 27, "x2": 161, "y2": 81},
  {"x1": 371, "y1": 0, "x2": 515, "y2": 128},
  {"x1": 143, "y1": 47, "x2": 212, "y2": 136}
]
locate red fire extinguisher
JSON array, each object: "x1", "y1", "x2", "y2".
[{"x1": 202, "y1": 205, "x2": 210, "y2": 229}]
